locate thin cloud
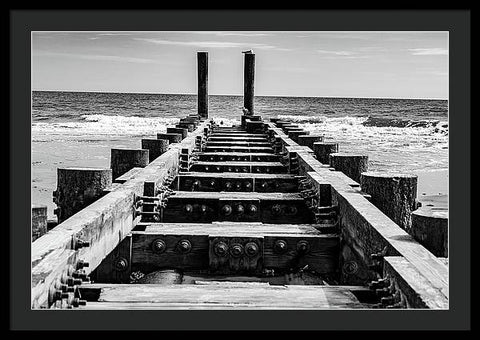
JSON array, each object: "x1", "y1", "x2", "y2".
[
  {"x1": 190, "y1": 31, "x2": 273, "y2": 37},
  {"x1": 134, "y1": 38, "x2": 290, "y2": 51},
  {"x1": 34, "y1": 51, "x2": 161, "y2": 64},
  {"x1": 317, "y1": 50, "x2": 357, "y2": 56},
  {"x1": 409, "y1": 48, "x2": 448, "y2": 56}
]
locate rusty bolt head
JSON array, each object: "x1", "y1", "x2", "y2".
[
  {"x1": 214, "y1": 241, "x2": 229, "y2": 257},
  {"x1": 235, "y1": 182, "x2": 242, "y2": 190},
  {"x1": 236, "y1": 204, "x2": 245, "y2": 214},
  {"x1": 296, "y1": 240, "x2": 310, "y2": 254},
  {"x1": 242, "y1": 168, "x2": 248, "y2": 172},
  {"x1": 342, "y1": 261, "x2": 359, "y2": 275},
  {"x1": 210, "y1": 180, "x2": 216, "y2": 187},
  {"x1": 225, "y1": 182, "x2": 232, "y2": 190},
  {"x1": 177, "y1": 239, "x2": 192, "y2": 254},
  {"x1": 200, "y1": 205, "x2": 208, "y2": 214},
  {"x1": 274, "y1": 240, "x2": 288, "y2": 254},
  {"x1": 245, "y1": 242, "x2": 259, "y2": 257},
  {"x1": 260, "y1": 182, "x2": 268, "y2": 189},
  {"x1": 230, "y1": 244, "x2": 244, "y2": 258},
  {"x1": 221, "y1": 204, "x2": 232, "y2": 216},
  {"x1": 184, "y1": 204, "x2": 194, "y2": 213},
  {"x1": 152, "y1": 239, "x2": 166, "y2": 253},
  {"x1": 271, "y1": 204, "x2": 282, "y2": 215},
  {"x1": 245, "y1": 182, "x2": 252, "y2": 189},
  {"x1": 247, "y1": 204, "x2": 257, "y2": 215},
  {"x1": 205, "y1": 166, "x2": 209, "y2": 171},
  {"x1": 286, "y1": 206, "x2": 298, "y2": 215},
  {"x1": 228, "y1": 167, "x2": 233, "y2": 172},
  {"x1": 114, "y1": 258, "x2": 128, "y2": 272}
]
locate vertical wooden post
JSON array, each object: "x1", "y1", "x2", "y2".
[
  {"x1": 244, "y1": 52, "x2": 255, "y2": 115},
  {"x1": 110, "y1": 148, "x2": 149, "y2": 180},
  {"x1": 141, "y1": 139, "x2": 169, "y2": 162},
  {"x1": 313, "y1": 142, "x2": 339, "y2": 164},
  {"x1": 32, "y1": 204, "x2": 48, "y2": 241},
  {"x1": 329, "y1": 153, "x2": 369, "y2": 184},
  {"x1": 360, "y1": 172, "x2": 418, "y2": 232},
  {"x1": 53, "y1": 168, "x2": 112, "y2": 223},
  {"x1": 197, "y1": 52, "x2": 208, "y2": 118},
  {"x1": 411, "y1": 208, "x2": 448, "y2": 257}
]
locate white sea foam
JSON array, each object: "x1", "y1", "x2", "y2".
[{"x1": 32, "y1": 114, "x2": 180, "y2": 137}]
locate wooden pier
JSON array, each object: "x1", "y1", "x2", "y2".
[{"x1": 31, "y1": 51, "x2": 448, "y2": 310}]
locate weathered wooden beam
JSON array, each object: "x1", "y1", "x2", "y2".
[
  {"x1": 157, "y1": 133, "x2": 182, "y2": 144},
  {"x1": 141, "y1": 139, "x2": 169, "y2": 162},
  {"x1": 189, "y1": 161, "x2": 287, "y2": 174},
  {"x1": 196, "y1": 152, "x2": 280, "y2": 162},
  {"x1": 31, "y1": 121, "x2": 209, "y2": 308},
  {"x1": 197, "y1": 52, "x2": 208, "y2": 118},
  {"x1": 205, "y1": 141, "x2": 271, "y2": 148},
  {"x1": 243, "y1": 52, "x2": 255, "y2": 115},
  {"x1": 113, "y1": 167, "x2": 143, "y2": 184},
  {"x1": 203, "y1": 146, "x2": 274, "y2": 153},
  {"x1": 78, "y1": 283, "x2": 366, "y2": 309},
  {"x1": 130, "y1": 222, "x2": 337, "y2": 274},
  {"x1": 208, "y1": 136, "x2": 267, "y2": 142}
]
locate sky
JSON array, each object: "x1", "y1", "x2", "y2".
[{"x1": 32, "y1": 31, "x2": 448, "y2": 99}]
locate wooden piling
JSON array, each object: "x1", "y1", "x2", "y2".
[
  {"x1": 360, "y1": 172, "x2": 418, "y2": 232},
  {"x1": 32, "y1": 204, "x2": 47, "y2": 241},
  {"x1": 288, "y1": 130, "x2": 309, "y2": 143},
  {"x1": 53, "y1": 167, "x2": 112, "y2": 223},
  {"x1": 297, "y1": 135, "x2": 324, "y2": 150},
  {"x1": 167, "y1": 127, "x2": 188, "y2": 139},
  {"x1": 197, "y1": 52, "x2": 208, "y2": 118},
  {"x1": 244, "y1": 52, "x2": 255, "y2": 115},
  {"x1": 313, "y1": 142, "x2": 339, "y2": 164},
  {"x1": 411, "y1": 207, "x2": 448, "y2": 257},
  {"x1": 329, "y1": 153, "x2": 369, "y2": 183},
  {"x1": 141, "y1": 139, "x2": 169, "y2": 162},
  {"x1": 157, "y1": 133, "x2": 182, "y2": 144},
  {"x1": 110, "y1": 148, "x2": 150, "y2": 180}
]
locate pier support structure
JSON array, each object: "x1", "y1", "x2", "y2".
[
  {"x1": 32, "y1": 204, "x2": 47, "y2": 241},
  {"x1": 111, "y1": 148, "x2": 150, "y2": 181},
  {"x1": 197, "y1": 52, "x2": 208, "y2": 119},
  {"x1": 243, "y1": 52, "x2": 255, "y2": 115}
]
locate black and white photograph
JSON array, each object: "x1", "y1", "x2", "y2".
[{"x1": 8, "y1": 9, "x2": 470, "y2": 331}]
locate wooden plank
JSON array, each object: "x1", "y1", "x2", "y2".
[
  {"x1": 196, "y1": 152, "x2": 279, "y2": 162},
  {"x1": 79, "y1": 284, "x2": 366, "y2": 309},
  {"x1": 177, "y1": 172, "x2": 299, "y2": 192},
  {"x1": 131, "y1": 223, "x2": 337, "y2": 273},
  {"x1": 383, "y1": 256, "x2": 448, "y2": 309},
  {"x1": 31, "y1": 121, "x2": 209, "y2": 308},
  {"x1": 189, "y1": 161, "x2": 286, "y2": 174},
  {"x1": 203, "y1": 146, "x2": 274, "y2": 153},
  {"x1": 208, "y1": 136, "x2": 268, "y2": 142},
  {"x1": 205, "y1": 141, "x2": 272, "y2": 147}
]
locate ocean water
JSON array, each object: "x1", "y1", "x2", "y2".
[{"x1": 32, "y1": 91, "x2": 448, "y2": 218}]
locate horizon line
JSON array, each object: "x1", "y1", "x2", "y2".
[{"x1": 32, "y1": 89, "x2": 448, "y2": 101}]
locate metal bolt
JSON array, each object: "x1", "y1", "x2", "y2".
[
  {"x1": 221, "y1": 204, "x2": 232, "y2": 216},
  {"x1": 230, "y1": 244, "x2": 244, "y2": 258},
  {"x1": 200, "y1": 204, "x2": 208, "y2": 214},
  {"x1": 54, "y1": 290, "x2": 69, "y2": 300},
  {"x1": 236, "y1": 204, "x2": 245, "y2": 214},
  {"x1": 74, "y1": 239, "x2": 90, "y2": 250},
  {"x1": 214, "y1": 241, "x2": 228, "y2": 257},
  {"x1": 205, "y1": 166, "x2": 209, "y2": 171},
  {"x1": 66, "y1": 277, "x2": 82, "y2": 286},
  {"x1": 286, "y1": 206, "x2": 298, "y2": 215},
  {"x1": 72, "y1": 298, "x2": 87, "y2": 307},
  {"x1": 271, "y1": 204, "x2": 282, "y2": 215},
  {"x1": 245, "y1": 242, "x2": 259, "y2": 257},
  {"x1": 114, "y1": 258, "x2": 128, "y2": 272},
  {"x1": 260, "y1": 182, "x2": 268, "y2": 189},
  {"x1": 296, "y1": 240, "x2": 310, "y2": 254},
  {"x1": 76, "y1": 260, "x2": 89, "y2": 269},
  {"x1": 274, "y1": 240, "x2": 288, "y2": 254},
  {"x1": 184, "y1": 204, "x2": 193, "y2": 213},
  {"x1": 59, "y1": 283, "x2": 75, "y2": 293},
  {"x1": 216, "y1": 166, "x2": 221, "y2": 172},
  {"x1": 177, "y1": 239, "x2": 192, "y2": 254},
  {"x1": 152, "y1": 239, "x2": 166, "y2": 253},
  {"x1": 247, "y1": 204, "x2": 257, "y2": 215},
  {"x1": 235, "y1": 182, "x2": 242, "y2": 190},
  {"x1": 210, "y1": 180, "x2": 216, "y2": 187},
  {"x1": 225, "y1": 182, "x2": 232, "y2": 190},
  {"x1": 244, "y1": 182, "x2": 252, "y2": 190}
]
